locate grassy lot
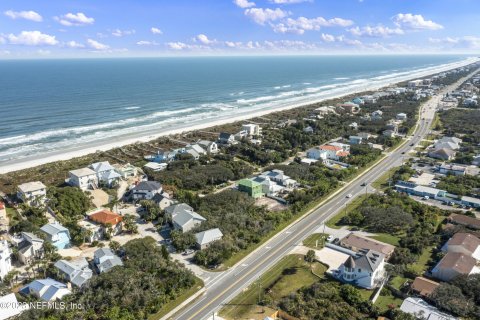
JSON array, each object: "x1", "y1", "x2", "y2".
[
  {"x1": 150, "y1": 277, "x2": 204, "y2": 320},
  {"x1": 375, "y1": 289, "x2": 403, "y2": 313},
  {"x1": 326, "y1": 194, "x2": 368, "y2": 229},
  {"x1": 409, "y1": 245, "x2": 435, "y2": 274},
  {"x1": 371, "y1": 233, "x2": 402, "y2": 246},
  {"x1": 371, "y1": 167, "x2": 398, "y2": 190},
  {"x1": 390, "y1": 276, "x2": 409, "y2": 290},
  {"x1": 219, "y1": 254, "x2": 327, "y2": 319},
  {"x1": 302, "y1": 233, "x2": 329, "y2": 249}
]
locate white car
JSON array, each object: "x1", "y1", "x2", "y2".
[
  {"x1": 327, "y1": 235, "x2": 334, "y2": 242},
  {"x1": 346, "y1": 194, "x2": 352, "y2": 198}
]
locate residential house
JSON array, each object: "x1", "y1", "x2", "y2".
[
  {"x1": 352, "y1": 97, "x2": 364, "y2": 105},
  {"x1": 0, "y1": 240, "x2": 12, "y2": 280},
  {"x1": 441, "y1": 233, "x2": 480, "y2": 260},
  {"x1": 314, "y1": 106, "x2": 337, "y2": 116},
  {"x1": 165, "y1": 203, "x2": 206, "y2": 233},
  {"x1": 400, "y1": 297, "x2": 456, "y2": 320},
  {"x1": 152, "y1": 193, "x2": 175, "y2": 210},
  {"x1": 90, "y1": 161, "x2": 122, "y2": 187},
  {"x1": 252, "y1": 175, "x2": 284, "y2": 196},
  {"x1": 330, "y1": 142, "x2": 350, "y2": 152},
  {"x1": 431, "y1": 252, "x2": 480, "y2": 282},
  {"x1": 339, "y1": 233, "x2": 395, "y2": 259},
  {"x1": 0, "y1": 202, "x2": 5, "y2": 218},
  {"x1": 349, "y1": 136, "x2": 363, "y2": 145},
  {"x1": 349, "y1": 122, "x2": 358, "y2": 130},
  {"x1": 361, "y1": 95, "x2": 377, "y2": 104},
  {"x1": 428, "y1": 148, "x2": 456, "y2": 161},
  {"x1": 337, "y1": 249, "x2": 386, "y2": 289},
  {"x1": 78, "y1": 220, "x2": 102, "y2": 243},
  {"x1": 383, "y1": 129, "x2": 396, "y2": 138},
  {"x1": 131, "y1": 181, "x2": 163, "y2": 201},
  {"x1": 277, "y1": 119, "x2": 297, "y2": 127},
  {"x1": 17, "y1": 181, "x2": 47, "y2": 206},
  {"x1": 20, "y1": 278, "x2": 71, "y2": 302},
  {"x1": 67, "y1": 167, "x2": 98, "y2": 190},
  {"x1": 149, "y1": 149, "x2": 178, "y2": 163},
  {"x1": 306, "y1": 145, "x2": 349, "y2": 162},
  {"x1": 54, "y1": 257, "x2": 93, "y2": 287},
  {"x1": 410, "y1": 277, "x2": 440, "y2": 299},
  {"x1": 472, "y1": 154, "x2": 480, "y2": 166},
  {"x1": 16, "y1": 232, "x2": 44, "y2": 265},
  {"x1": 197, "y1": 140, "x2": 219, "y2": 154},
  {"x1": 143, "y1": 162, "x2": 167, "y2": 172},
  {"x1": 303, "y1": 126, "x2": 314, "y2": 134},
  {"x1": 112, "y1": 163, "x2": 138, "y2": 179},
  {"x1": 337, "y1": 102, "x2": 360, "y2": 114},
  {"x1": 165, "y1": 203, "x2": 194, "y2": 218},
  {"x1": 195, "y1": 228, "x2": 223, "y2": 249},
  {"x1": 357, "y1": 132, "x2": 372, "y2": 139},
  {"x1": 88, "y1": 209, "x2": 123, "y2": 237},
  {"x1": 185, "y1": 144, "x2": 207, "y2": 159},
  {"x1": 93, "y1": 248, "x2": 123, "y2": 273},
  {"x1": 463, "y1": 98, "x2": 478, "y2": 107},
  {"x1": 218, "y1": 132, "x2": 236, "y2": 145},
  {"x1": 438, "y1": 163, "x2": 467, "y2": 176},
  {"x1": 261, "y1": 170, "x2": 297, "y2": 188},
  {"x1": 447, "y1": 213, "x2": 480, "y2": 230},
  {"x1": 408, "y1": 80, "x2": 424, "y2": 88},
  {"x1": 371, "y1": 110, "x2": 383, "y2": 120},
  {"x1": 40, "y1": 222, "x2": 71, "y2": 249},
  {"x1": 435, "y1": 137, "x2": 462, "y2": 150},
  {"x1": 238, "y1": 179, "x2": 264, "y2": 198},
  {"x1": 0, "y1": 293, "x2": 28, "y2": 319},
  {"x1": 234, "y1": 130, "x2": 248, "y2": 141},
  {"x1": 242, "y1": 124, "x2": 262, "y2": 136}
]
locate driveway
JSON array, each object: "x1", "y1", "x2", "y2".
[{"x1": 289, "y1": 246, "x2": 350, "y2": 273}]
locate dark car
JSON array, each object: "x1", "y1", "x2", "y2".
[
  {"x1": 410, "y1": 143, "x2": 414, "y2": 146},
  {"x1": 360, "y1": 182, "x2": 367, "y2": 187}
]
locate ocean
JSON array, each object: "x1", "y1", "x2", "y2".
[{"x1": 0, "y1": 55, "x2": 474, "y2": 167}]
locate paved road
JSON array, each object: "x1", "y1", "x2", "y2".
[{"x1": 170, "y1": 70, "x2": 477, "y2": 320}]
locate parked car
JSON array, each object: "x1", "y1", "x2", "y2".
[
  {"x1": 346, "y1": 194, "x2": 352, "y2": 198},
  {"x1": 327, "y1": 235, "x2": 334, "y2": 242}
]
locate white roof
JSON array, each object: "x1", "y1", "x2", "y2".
[
  {"x1": 18, "y1": 181, "x2": 46, "y2": 193},
  {"x1": 90, "y1": 161, "x2": 115, "y2": 172},
  {"x1": 144, "y1": 162, "x2": 167, "y2": 170},
  {"x1": 69, "y1": 167, "x2": 96, "y2": 177},
  {"x1": 413, "y1": 185, "x2": 445, "y2": 195},
  {"x1": 400, "y1": 297, "x2": 456, "y2": 320},
  {"x1": 195, "y1": 228, "x2": 223, "y2": 246},
  {"x1": 462, "y1": 196, "x2": 480, "y2": 205},
  {"x1": 0, "y1": 293, "x2": 28, "y2": 320}
]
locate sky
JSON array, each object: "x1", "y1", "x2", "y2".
[{"x1": 0, "y1": 0, "x2": 479, "y2": 58}]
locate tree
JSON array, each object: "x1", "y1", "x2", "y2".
[
  {"x1": 430, "y1": 283, "x2": 475, "y2": 317},
  {"x1": 305, "y1": 250, "x2": 315, "y2": 263},
  {"x1": 122, "y1": 214, "x2": 138, "y2": 234},
  {"x1": 109, "y1": 240, "x2": 121, "y2": 253}
]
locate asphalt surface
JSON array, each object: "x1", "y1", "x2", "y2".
[{"x1": 171, "y1": 71, "x2": 476, "y2": 320}]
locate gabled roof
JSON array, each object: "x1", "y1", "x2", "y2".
[
  {"x1": 448, "y1": 213, "x2": 480, "y2": 229},
  {"x1": 94, "y1": 248, "x2": 123, "y2": 273},
  {"x1": 341, "y1": 233, "x2": 395, "y2": 257},
  {"x1": 319, "y1": 145, "x2": 342, "y2": 151},
  {"x1": 0, "y1": 293, "x2": 28, "y2": 319},
  {"x1": 132, "y1": 181, "x2": 162, "y2": 191},
  {"x1": 219, "y1": 132, "x2": 234, "y2": 139},
  {"x1": 195, "y1": 228, "x2": 223, "y2": 246},
  {"x1": 18, "y1": 181, "x2": 46, "y2": 193},
  {"x1": 173, "y1": 210, "x2": 206, "y2": 228},
  {"x1": 411, "y1": 277, "x2": 440, "y2": 297},
  {"x1": 89, "y1": 209, "x2": 123, "y2": 226},
  {"x1": 446, "y1": 233, "x2": 480, "y2": 255},
  {"x1": 54, "y1": 257, "x2": 92, "y2": 286},
  {"x1": 40, "y1": 222, "x2": 69, "y2": 237},
  {"x1": 435, "y1": 252, "x2": 476, "y2": 275},
  {"x1": 22, "y1": 278, "x2": 71, "y2": 302},
  {"x1": 350, "y1": 249, "x2": 384, "y2": 272},
  {"x1": 151, "y1": 193, "x2": 172, "y2": 204},
  {"x1": 90, "y1": 161, "x2": 115, "y2": 173},
  {"x1": 165, "y1": 203, "x2": 194, "y2": 216},
  {"x1": 400, "y1": 297, "x2": 457, "y2": 320},
  {"x1": 429, "y1": 148, "x2": 456, "y2": 158}
]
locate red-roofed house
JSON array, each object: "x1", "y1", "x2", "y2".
[
  {"x1": 306, "y1": 144, "x2": 350, "y2": 161},
  {"x1": 79, "y1": 209, "x2": 123, "y2": 242}
]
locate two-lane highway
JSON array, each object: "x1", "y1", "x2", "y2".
[{"x1": 170, "y1": 69, "x2": 478, "y2": 320}]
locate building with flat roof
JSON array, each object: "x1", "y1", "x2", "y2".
[{"x1": 17, "y1": 181, "x2": 47, "y2": 206}]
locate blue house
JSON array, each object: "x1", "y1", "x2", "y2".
[
  {"x1": 352, "y1": 97, "x2": 364, "y2": 105},
  {"x1": 40, "y1": 222, "x2": 71, "y2": 249}
]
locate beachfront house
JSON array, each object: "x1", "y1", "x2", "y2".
[
  {"x1": 112, "y1": 163, "x2": 138, "y2": 179},
  {"x1": 17, "y1": 181, "x2": 47, "y2": 206},
  {"x1": 0, "y1": 240, "x2": 12, "y2": 280},
  {"x1": 93, "y1": 248, "x2": 123, "y2": 273},
  {"x1": 197, "y1": 140, "x2": 219, "y2": 154},
  {"x1": 131, "y1": 181, "x2": 163, "y2": 201},
  {"x1": 242, "y1": 124, "x2": 262, "y2": 136},
  {"x1": 20, "y1": 278, "x2": 71, "y2": 302},
  {"x1": 237, "y1": 179, "x2": 264, "y2": 198},
  {"x1": 40, "y1": 222, "x2": 71, "y2": 249},
  {"x1": 54, "y1": 257, "x2": 93, "y2": 288},
  {"x1": 195, "y1": 228, "x2": 223, "y2": 249},
  {"x1": 15, "y1": 232, "x2": 44, "y2": 265},
  {"x1": 143, "y1": 162, "x2": 167, "y2": 172},
  {"x1": 89, "y1": 161, "x2": 122, "y2": 187},
  {"x1": 185, "y1": 144, "x2": 207, "y2": 160},
  {"x1": 337, "y1": 249, "x2": 386, "y2": 289},
  {"x1": 218, "y1": 132, "x2": 236, "y2": 145},
  {"x1": 67, "y1": 167, "x2": 98, "y2": 191}
]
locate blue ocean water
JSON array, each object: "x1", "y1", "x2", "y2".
[{"x1": 0, "y1": 55, "x2": 472, "y2": 165}]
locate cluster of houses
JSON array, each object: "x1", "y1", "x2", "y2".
[
  {"x1": 237, "y1": 169, "x2": 298, "y2": 199},
  {"x1": 427, "y1": 136, "x2": 462, "y2": 161},
  {"x1": 145, "y1": 140, "x2": 218, "y2": 167},
  {"x1": 218, "y1": 123, "x2": 262, "y2": 145}
]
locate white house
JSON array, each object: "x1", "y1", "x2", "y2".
[
  {"x1": 67, "y1": 167, "x2": 98, "y2": 190},
  {"x1": 0, "y1": 293, "x2": 29, "y2": 320},
  {"x1": 400, "y1": 297, "x2": 457, "y2": 320},
  {"x1": 17, "y1": 181, "x2": 47, "y2": 206},
  {"x1": 171, "y1": 209, "x2": 206, "y2": 233},
  {"x1": 337, "y1": 249, "x2": 386, "y2": 289},
  {"x1": 94, "y1": 248, "x2": 123, "y2": 273},
  {"x1": 306, "y1": 145, "x2": 349, "y2": 161},
  {"x1": 396, "y1": 113, "x2": 407, "y2": 121},
  {"x1": 143, "y1": 162, "x2": 167, "y2": 172},
  {"x1": 89, "y1": 161, "x2": 122, "y2": 187},
  {"x1": 152, "y1": 193, "x2": 176, "y2": 210},
  {"x1": 218, "y1": 132, "x2": 236, "y2": 145},
  {"x1": 441, "y1": 233, "x2": 480, "y2": 260},
  {"x1": 371, "y1": 110, "x2": 383, "y2": 120},
  {"x1": 0, "y1": 240, "x2": 12, "y2": 280},
  {"x1": 131, "y1": 181, "x2": 163, "y2": 201},
  {"x1": 197, "y1": 140, "x2": 219, "y2": 154},
  {"x1": 195, "y1": 228, "x2": 223, "y2": 249},
  {"x1": 16, "y1": 232, "x2": 44, "y2": 265},
  {"x1": 431, "y1": 252, "x2": 480, "y2": 282},
  {"x1": 20, "y1": 278, "x2": 71, "y2": 302},
  {"x1": 185, "y1": 144, "x2": 207, "y2": 160},
  {"x1": 242, "y1": 124, "x2": 262, "y2": 136},
  {"x1": 54, "y1": 257, "x2": 93, "y2": 287}
]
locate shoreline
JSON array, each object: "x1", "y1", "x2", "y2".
[{"x1": 0, "y1": 56, "x2": 478, "y2": 174}]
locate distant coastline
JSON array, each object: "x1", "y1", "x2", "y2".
[{"x1": 0, "y1": 56, "x2": 478, "y2": 174}]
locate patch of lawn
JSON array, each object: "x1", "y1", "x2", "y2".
[
  {"x1": 303, "y1": 233, "x2": 329, "y2": 249},
  {"x1": 371, "y1": 233, "x2": 402, "y2": 246},
  {"x1": 375, "y1": 291, "x2": 403, "y2": 313},
  {"x1": 409, "y1": 246, "x2": 435, "y2": 274},
  {"x1": 326, "y1": 194, "x2": 368, "y2": 229},
  {"x1": 390, "y1": 276, "x2": 409, "y2": 290},
  {"x1": 219, "y1": 254, "x2": 326, "y2": 319}
]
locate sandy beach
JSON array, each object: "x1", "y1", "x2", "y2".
[{"x1": 0, "y1": 56, "x2": 478, "y2": 175}]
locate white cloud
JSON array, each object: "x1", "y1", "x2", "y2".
[
  {"x1": 269, "y1": 0, "x2": 312, "y2": 4},
  {"x1": 7, "y1": 31, "x2": 58, "y2": 46},
  {"x1": 392, "y1": 13, "x2": 443, "y2": 30},
  {"x1": 136, "y1": 40, "x2": 159, "y2": 46},
  {"x1": 4, "y1": 10, "x2": 43, "y2": 22},
  {"x1": 195, "y1": 34, "x2": 216, "y2": 45},
  {"x1": 151, "y1": 27, "x2": 163, "y2": 35},
  {"x1": 87, "y1": 39, "x2": 109, "y2": 50},
  {"x1": 321, "y1": 33, "x2": 335, "y2": 42},
  {"x1": 55, "y1": 12, "x2": 94, "y2": 26},
  {"x1": 244, "y1": 8, "x2": 289, "y2": 25},
  {"x1": 112, "y1": 29, "x2": 135, "y2": 37},
  {"x1": 272, "y1": 16, "x2": 353, "y2": 34},
  {"x1": 233, "y1": 0, "x2": 256, "y2": 8},
  {"x1": 167, "y1": 42, "x2": 189, "y2": 50},
  {"x1": 0, "y1": 36, "x2": 5, "y2": 44},
  {"x1": 65, "y1": 40, "x2": 85, "y2": 48},
  {"x1": 348, "y1": 25, "x2": 404, "y2": 37},
  {"x1": 429, "y1": 36, "x2": 480, "y2": 49}
]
